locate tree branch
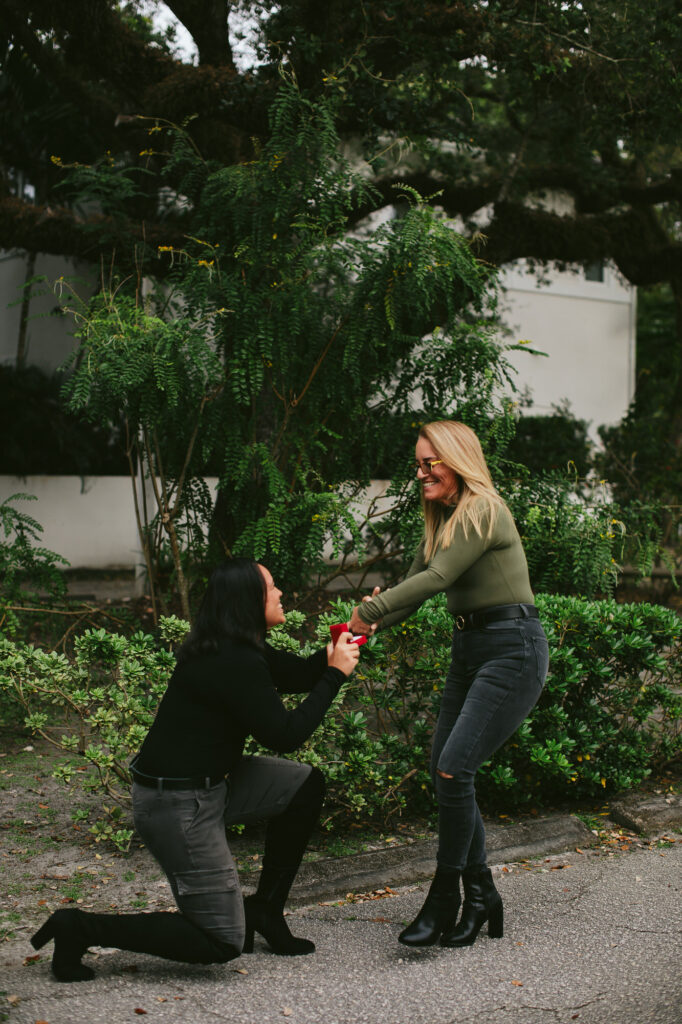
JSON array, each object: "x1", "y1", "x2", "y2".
[{"x1": 164, "y1": 0, "x2": 235, "y2": 69}]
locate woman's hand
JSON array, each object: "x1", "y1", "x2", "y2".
[
  {"x1": 326, "y1": 633, "x2": 361, "y2": 677},
  {"x1": 348, "y1": 586, "x2": 382, "y2": 635}
]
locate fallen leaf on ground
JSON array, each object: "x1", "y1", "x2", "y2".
[
  {"x1": 282, "y1": 1008, "x2": 293, "y2": 1016},
  {"x1": 134, "y1": 1010, "x2": 147, "y2": 1016},
  {"x1": 511, "y1": 980, "x2": 523, "y2": 987},
  {"x1": 6, "y1": 995, "x2": 20, "y2": 1006},
  {"x1": 234, "y1": 968, "x2": 248, "y2": 975}
]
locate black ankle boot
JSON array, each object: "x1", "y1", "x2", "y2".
[
  {"x1": 398, "y1": 867, "x2": 461, "y2": 947},
  {"x1": 31, "y1": 909, "x2": 95, "y2": 982},
  {"x1": 243, "y1": 867, "x2": 314, "y2": 956},
  {"x1": 32, "y1": 908, "x2": 238, "y2": 982},
  {"x1": 440, "y1": 865, "x2": 503, "y2": 947}
]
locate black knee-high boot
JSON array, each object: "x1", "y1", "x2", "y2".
[
  {"x1": 398, "y1": 866, "x2": 461, "y2": 947},
  {"x1": 440, "y1": 865, "x2": 503, "y2": 947},
  {"x1": 31, "y1": 908, "x2": 239, "y2": 982},
  {"x1": 243, "y1": 767, "x2": 324, "y2": 956}
]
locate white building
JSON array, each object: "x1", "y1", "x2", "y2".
[
  {"x1": 500, "y1": 259, "x2": 635, "y2": 435},
  {"x1": 1, "y1": 245, "x2": 636, "y2": 575}
]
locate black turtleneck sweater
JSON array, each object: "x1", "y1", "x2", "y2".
[{"x1": 135, "y1": 642, "x2": 344, "y2": 779}]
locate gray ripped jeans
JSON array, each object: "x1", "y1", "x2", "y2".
[
  {"x1": 430, "y1": 612, "x2": 549, "y2": 871},
  {"x1": 132, "y1": 756, "x2": 311, "y2": 952}
]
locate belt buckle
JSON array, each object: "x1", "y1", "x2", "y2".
[{"x1": 455, "y1": 615, "x2": 465, "y2": 631}]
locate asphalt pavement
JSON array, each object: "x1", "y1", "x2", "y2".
[{"x1": 3, "y1": 793, "x2": 680, "y2": 1024}]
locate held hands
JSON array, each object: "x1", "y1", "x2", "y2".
[
  {"x1": 348, "y1": 586, "x2": 382, "y2": 635},
  {"x1": 327, "y1": 633, "x2": 361, "y2": 677}
]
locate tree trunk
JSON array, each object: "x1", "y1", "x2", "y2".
[{"x1": 16, "y1": 250, "x2": 36, "y2": 370}]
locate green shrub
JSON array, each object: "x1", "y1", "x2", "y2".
[
  {"x1": 504, "y1": 405, "x2": 593, "y2": 477},
  {"x1": 0, "y1": 596, "x2": 678, "y2": 849},
  {"x1": 0, "y1": 494, "x2": 68, "y2": 640},
  {"x1": 0, "y1": 365, "x2": 127, "y2": 476},
  {"x1": 484, "y1": 594, "x2": 681, "y2": 802},
  {"x1": 315, "y1": 594, "x2": 681, "y2": 815}
]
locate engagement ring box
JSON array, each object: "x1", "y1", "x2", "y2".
[{"x1": 330, "y1": 622, "x2": 367, "y2": 646}]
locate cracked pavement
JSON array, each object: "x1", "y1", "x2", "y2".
[{"x1": 3, "y1": 840, "x2": 680, "y2": 1024}]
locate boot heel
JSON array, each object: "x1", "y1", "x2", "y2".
[
  {"x1": 31, "y1": 918, "x2": 55, "y2": 950},
  {"x1": 488, "y1": 900, "x2": 503, "y2": 939},
  {"x1": 242, "y1": 927, "x2": 254, "y2": 954}
]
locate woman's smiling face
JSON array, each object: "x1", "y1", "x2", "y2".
[
  {"x1": 258, "y1": 564, "x2": 286, "y2": 628},
  {"x1": 415, "y1": 436, "x2": 459, "y2": 505}
]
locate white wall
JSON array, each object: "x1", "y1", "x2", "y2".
[
  {"x1": 500, "y1": 261, "x2": 636, "y2": 433},
  {"x1": 0, "y1": 476, "x2": 139, "y2": 570},
  {"x1": 0, "y1": 251, "x2": 96, "y2": 372}
]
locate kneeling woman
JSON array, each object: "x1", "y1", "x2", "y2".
[{"x1": 32, "y1": 559, "x2": 360, "y2": 981}]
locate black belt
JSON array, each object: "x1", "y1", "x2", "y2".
[
  {"x1": 454, "y1": 603, "x2": 539, "y2": 631},
  {"x1": 129, "y1": 762, "x2": 225, "y2": 791}
]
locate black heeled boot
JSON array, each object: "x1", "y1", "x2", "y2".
[
  {"x1": 242, "y1": 768, "x2": 326, "y2": 956},
  {"x1": 440, "y1": 865, "x2": 503, "y2": 947},
  {"x1": 31, "y1": 909, "x2": 94, "y2": 982},
  {"x1": 31, "y1": 908, "x2": 238, "y2": 982},
  {"x1": 398, "y1": 866, "x2": 461, "y2": 947},
  {"x1": 243, "y1": 866, "x2": 314, "y2": 956}
]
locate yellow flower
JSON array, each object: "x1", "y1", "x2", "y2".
[{"x1": 50, "y1": 155, "x2": 63, "y2": 165}]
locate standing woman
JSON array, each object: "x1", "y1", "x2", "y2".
[
  {"x1": 349, "y1": 421, "x2": 549, "y2": 948},
  {"x1": 32, "y1": 559, "x2": 360, "y2": 981}
]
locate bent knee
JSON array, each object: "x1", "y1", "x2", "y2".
[
  {"x1": 215, "y1": 941, "x2": 241, "y2": 964},
  {"x1": 290, "y1": 765, "x2": 326, "y2": 809},
  {"x1": 209, "y1": 937, "x2": 242, "y2": 964}
]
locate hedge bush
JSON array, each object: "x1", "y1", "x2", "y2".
[{"x1": 0, "y1": 596, "x2": 679, "y2": 849}]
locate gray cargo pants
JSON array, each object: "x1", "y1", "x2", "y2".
[{"x1": 132, "y1": 755, "x2": 311, "y2": 953}]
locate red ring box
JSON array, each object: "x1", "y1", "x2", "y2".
[{"x1": 330, "y1": 622, "x2": 367, "y2": 646}]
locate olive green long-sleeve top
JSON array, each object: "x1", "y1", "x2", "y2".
[{"x1": 357, "y1": 500, "x2": 534, "y2": 629}]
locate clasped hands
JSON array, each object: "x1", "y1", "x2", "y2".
[{"x1": 348, "y1": 585, "x2": 382, "y2": 636}]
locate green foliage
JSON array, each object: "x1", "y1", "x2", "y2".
[
  {"x1": 0, "y1": 493, "x2": 68, "y2": 638},
  {"x1": 0, "y1": 615, "x2": 187, "y2": 850},
  {"x1": 597, "y1": 285, "x2": 682, "y2": 526},
  {"x1": 487, "y1": 594, "x2": 682, "y2": 802},
  {"x1": 0, "y1": 596, "x2": 678, "y2": 848},
  {"x1": 504, "y1": 405, "x2": 593, "y2": 478},
  {"x1": 58, "y1": 84, "x2": 511, "y2": 602},
  {"x1": 502, "y1": 473, "x2": 675, "y2": 599},
  {"x1": 0, "y1": 365, "x2": 127, "y2": 475}
]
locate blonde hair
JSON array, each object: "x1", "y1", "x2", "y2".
[{"x1": 419, "y1": 420, "x2": 504, "y2": 559}]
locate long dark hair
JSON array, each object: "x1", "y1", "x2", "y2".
[{"x1": 177, "y1": 559, "x2": 267, "y2": 662}]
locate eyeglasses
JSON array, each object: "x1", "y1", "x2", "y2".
[{"x1": 414, "y1": 459, "x2": 443, "y2": 475}]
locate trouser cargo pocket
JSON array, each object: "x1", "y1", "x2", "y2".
[{"x1": 174, "y1": 867, "x2": 239, "y2": 896}]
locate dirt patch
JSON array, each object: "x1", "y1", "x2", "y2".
[{"x1": 0, "y1": 731, "x2": 435, "y2": 946}]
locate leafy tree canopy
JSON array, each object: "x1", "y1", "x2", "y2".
[
  {"x1": 1, "y1": 0, "x2": 677, "y2": 599},
  {"x1": 3, "y1": 0, "x2": 681, "y2": 430},
  {"x1": 1, "y1": 1, "x2": 680, "y2": 281}
]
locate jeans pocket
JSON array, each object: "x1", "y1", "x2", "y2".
[
  {"x1": 169, "y1": 790, "x2": 204, "y2": 833},
  {"x1": 532, "y1": 635, "x2": 550, "y2": 687}
]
